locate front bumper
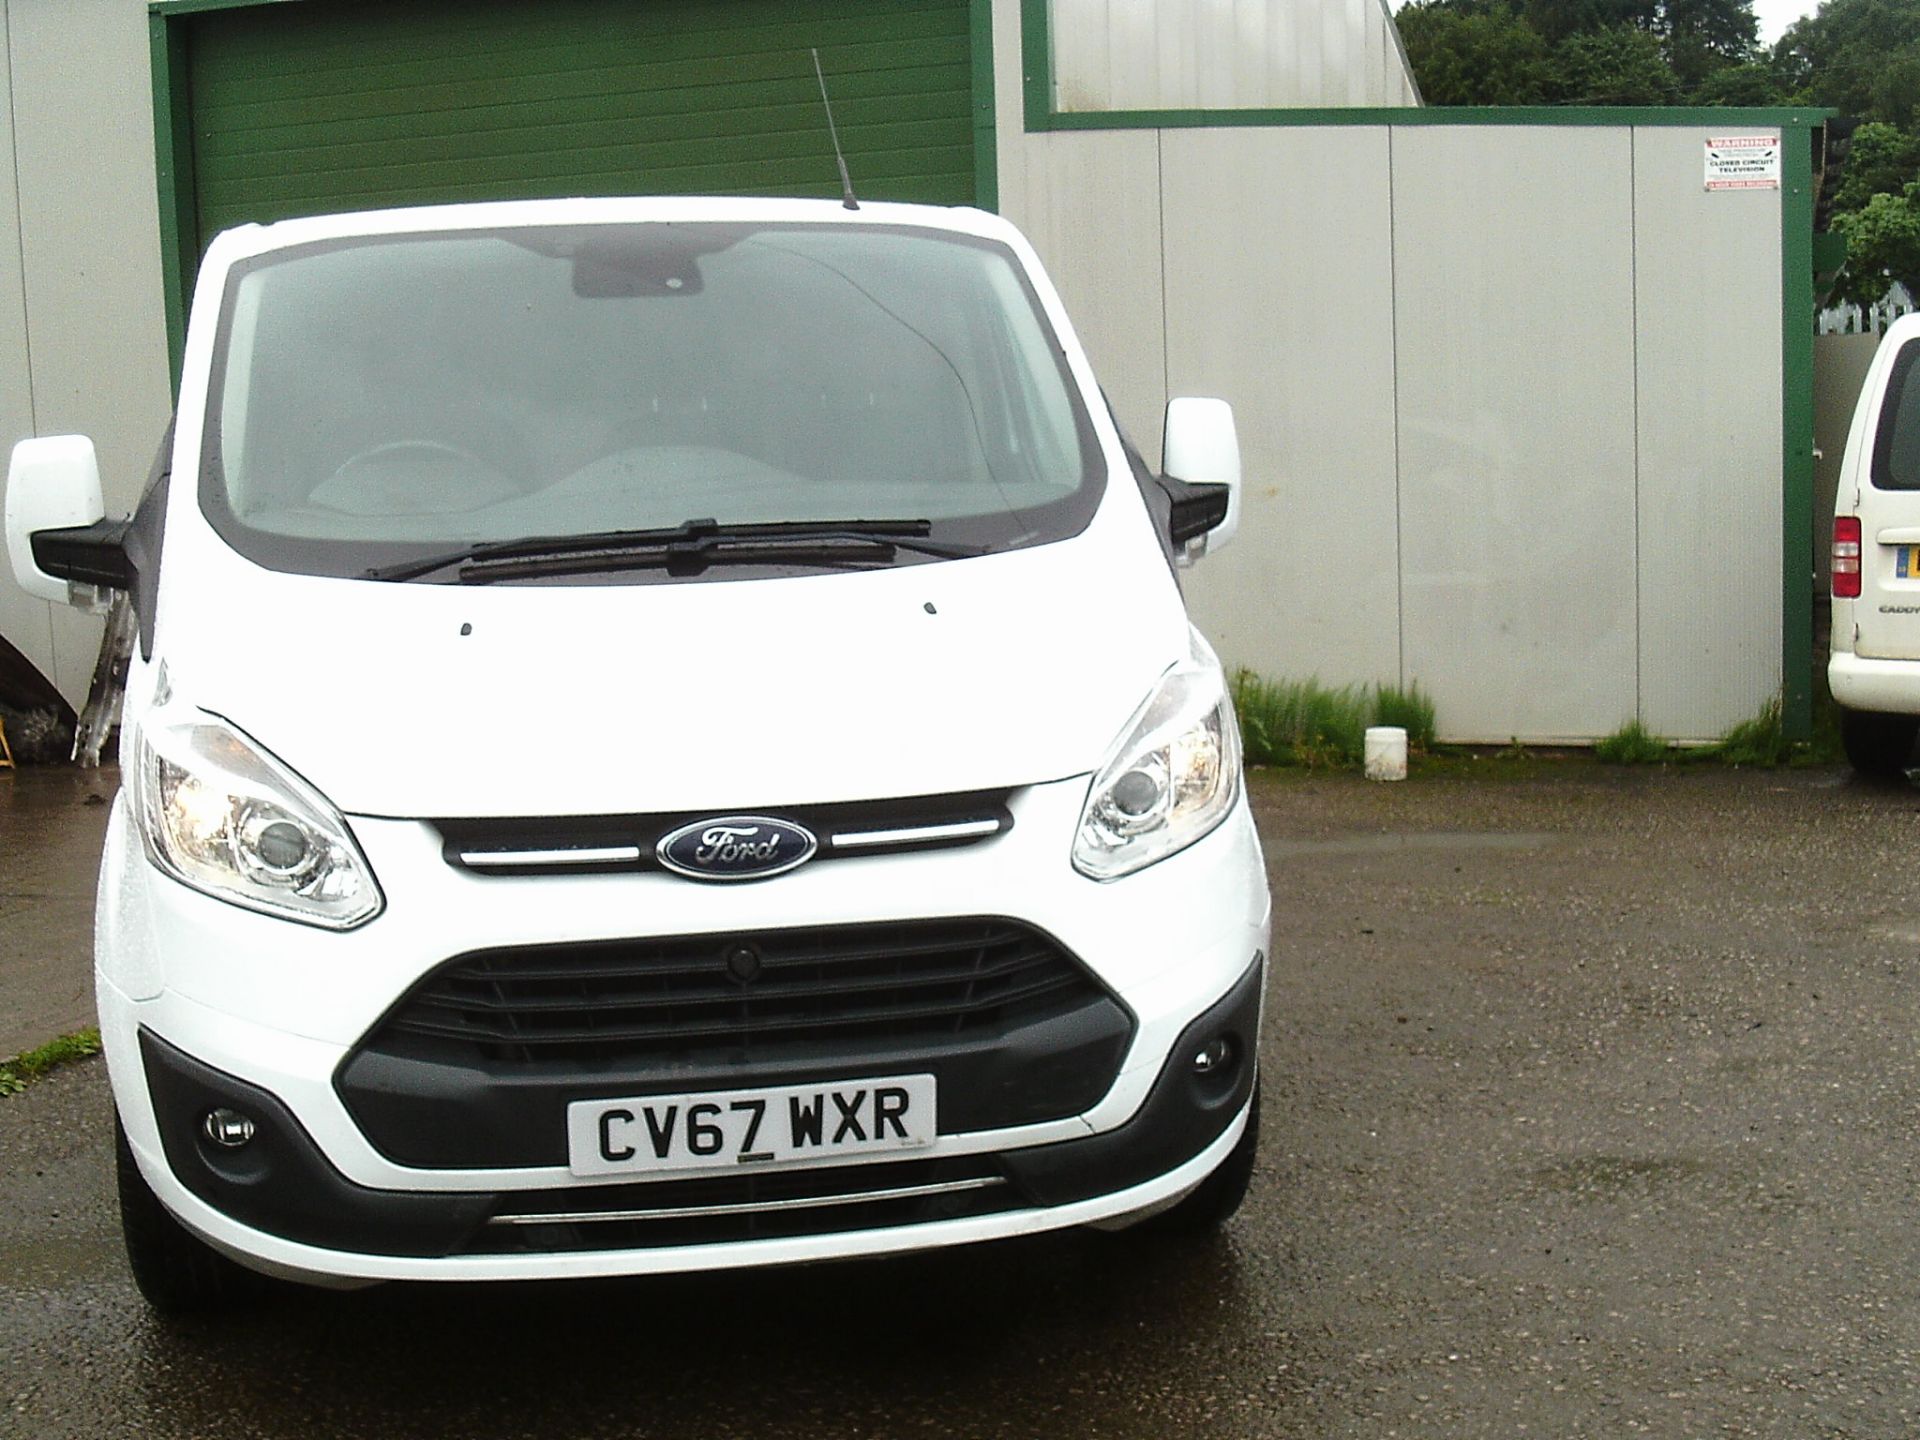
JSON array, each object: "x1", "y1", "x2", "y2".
[
  {"x1": 98, "y1": 774, "x2": 1270, "y2": 1281},
  {"x1": 130, "y1": 958, "x2": 1259, "y2": 1277}
]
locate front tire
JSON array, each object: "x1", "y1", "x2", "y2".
[
  {"x1": 116, "y1": 1114, "x2": 261, "y2": 1314},
  {"x1": 1840, "y1": 707, "x2": 1919, "y2": 778},
  {"x1": 1137, "y1": 1082, "x2": 1260, "y2": 1234}
]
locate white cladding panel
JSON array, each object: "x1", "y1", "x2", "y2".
[
  {"x1": 995, "y1": 4, "x2": 1787, "y2": 742},
  {"x1": 1161, "y1": 127, "x2": 1400, "y2": 687},
  {"x1": 1002, "y1": 129, "x2": 1167, "y2": 455},
  {"x1": 1051, "y1": 0, "x2": 1420, "y2": 111},
  {"x1": 10, "y1": 0, "x2": 170, "y2": 495},
  {"x1": 4, "y1": 0, "x2": 171, "y2": 706},
  {"x1": 1393, "y1": 128, "x2": 1639, "y2": 742},
  {"x1": 1633, "y1": 128, "x2": 1783, "y2": 739},
  {"x1": 0, "y1": 0, "x2": 55, "y2": 702}
]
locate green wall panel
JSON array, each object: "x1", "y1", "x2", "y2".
[{"x1": 182, "y1": 0, "x2": 974, "y2": 248}]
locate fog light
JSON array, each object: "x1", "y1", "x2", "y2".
[
  {"x1": 1192, "y1": 1037, "x2": 1233, "y2": 1075},
  {"x1": 202, "y1": 1107, "x2": 256, "y2": 1149}
]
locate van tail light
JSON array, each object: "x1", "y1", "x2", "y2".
[{"x1": 1834, "y1": 516, "x2": 1863, "y2": 598}]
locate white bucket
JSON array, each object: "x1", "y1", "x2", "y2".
[{"x1": 1364, "y1": 726, "x2": 1408, "y2": 781}]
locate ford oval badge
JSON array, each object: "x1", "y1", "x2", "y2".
[{"x1": 655, "y1": 815, "x2": 818, "y2": 882}]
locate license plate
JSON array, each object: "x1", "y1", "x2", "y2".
[
  {"x1": 566, "y1": 1074, "x2": 937, "y2": 1178},
  {"x1": 1900, "y1": 545, "x2": 1920, "y2": 579}
]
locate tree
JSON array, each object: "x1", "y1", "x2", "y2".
[
  {"x1": 1397, "y1": 0, "x2": 1763, "y2": 105},
  {"x1": 1775, "y1": 0, "x2": 1920, "y2": 120},
  {"x1": 1553, "y1": 24, "x2": 1685, "y2": 101},
  {"x1": 1523, "y1": 0, "x2": 1655, "y2": 44},
  {"x1": 1830, "y1": 121, "x2": 1920, "y2": 215},
  {"x1": 1870, "y1": 45, "x2": 1920, "y2": 127},
  {"x1": 1832, "y1": 186, "x2": 1920, "y2": 307},
  {"x1": 1766, "y1": 0, "x2": 1920, "y2": 316},
  {"x1": 1691, "y1": 60, "x2": 1791, "y2": 103},
  {"x1": 1662, "y1": 0, "x2": 1760, "y2": 62},
  {"x1": 1397, "y1": 3, "x2": 1558, "y2": 104}
]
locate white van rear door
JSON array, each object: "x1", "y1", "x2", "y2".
[{"x1": 1852, "y1": 332, "x2": 1920, "y2": 660}]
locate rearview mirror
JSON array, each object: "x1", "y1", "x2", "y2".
[
  {"x1": 1161, "y1": 397, "x2": 1241, "y2": 564},
  {"x1": 5, "y1": 435, "x2": 121, "y2": 607}
]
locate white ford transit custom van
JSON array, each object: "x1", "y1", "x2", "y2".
[{"x1": 6, "y1": 198, "x2": 1271, "y2": 1311}]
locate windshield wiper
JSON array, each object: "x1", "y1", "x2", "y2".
[
  {"x1": 362, "y1": 518, "x2": 978, "y2": 583},
  {"x1": 465, "y1": 536, "x2": 906, "y2": 582}
]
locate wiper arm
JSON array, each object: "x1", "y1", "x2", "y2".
[
  {"x1": 462, "y1": 536, "x2": 906, "y2": 583},
  {"x1": 364, "y1": 518, "x2": 976, "y2": 583},
  {"x1": 645, "y1": 517, "x2": 981, "y2": 562}
]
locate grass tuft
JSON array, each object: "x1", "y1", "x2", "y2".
[
  {"x1": 1231, "y1": 671, "x2": 1844, "y2": 773},
  {"x1": 1374, "y1": 681, "x2": 1437, "y2": 751},
  {"x1": 1230, "y1": 670, "x2": 1437, "y2": 768},
  {"x1": 0, "y1": 1027, "x2": 102, "y2": 1097},
  {"x1": 1594, "y1": 720, "x2": 1670, "y2": 764},
  {"x1": 1230, "y1": 671, "x2": 1366, "y2": 767},
  {"x1": 1697, "y1": 698, "x2": 1791, "y2": 767},
  {"x1": 1683, "y1": 694, "x2": 1843, "y2": 768}
]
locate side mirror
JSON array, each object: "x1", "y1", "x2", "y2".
[
  {"x1": 5, "y1": 435, "x2": 128, "y2": 608},
  {"x1": 1160, "y1": 397, "x2": 1242, "y2": 563}
]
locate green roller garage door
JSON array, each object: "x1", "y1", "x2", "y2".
[{"x1": 154, "y1": 0, "x2": 990, "y2": 362}]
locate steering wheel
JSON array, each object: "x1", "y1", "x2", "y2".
[
  {"x1": 327, "y1": 439, "x2": 489, "y2": 480},
  {"x1": 307, "y1": 437, "x2": 531, "y2": 516}
]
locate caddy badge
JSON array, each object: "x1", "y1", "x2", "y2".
[{"x1": 656, "y1": 816, "x2": 817, "y2": 882}]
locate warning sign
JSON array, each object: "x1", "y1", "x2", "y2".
[{"x1": 1704, "y1": 133, "x2": 1781, "y2": 191}]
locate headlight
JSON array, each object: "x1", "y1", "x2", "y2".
[
  {"x1": 132, "y1": 708, "x2": 383, "y2": 929},
  {"x1": 1073, "y1": 649, "x2": 1242, "y2": 880}
]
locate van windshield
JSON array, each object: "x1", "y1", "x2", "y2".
[{"x1": 202, "y1": 223, "x2": 1101, "y2": 580}]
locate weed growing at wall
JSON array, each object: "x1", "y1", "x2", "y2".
[
  {"x1": 1594, "y1": 698, "x2": 1840, "y2": 768},
  {"x1": 1375, "y1": 682, "x2": 1436, "y2": 750},
  {"x1": 1232, "y1": 675, "x2": 1837, "y2": 772},
  {"x1": 1699, "y1": 699, "x2": 1790, "y2": 766},
  {"x1": 1594, "y1": 720, "x2": 1670, "y2": 764},
  {"x1": 1231, "y1": 671, "x2": 1435, "y2": 767}
]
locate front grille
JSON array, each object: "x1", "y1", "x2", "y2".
[
  {"x1": 465, "y1": 1155, "x2": 1021, "y2": 1253},
  {"x1": 436, "y1": 789, "x2": 1013, "y2": 876},
  {"x1": 338, "y1": 918, "x2": 1134, "y2": 1167},
  {"x1": 374, "y1": 918, "x2": 1105, "y2": 1066}
]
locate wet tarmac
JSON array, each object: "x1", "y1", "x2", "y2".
[
  {"x1": 5, "y1": 760, "x2": 1920, "y2": 1437},
  {"x1": 0, "y1": 765, "x2": 116, "y2": 1059}
]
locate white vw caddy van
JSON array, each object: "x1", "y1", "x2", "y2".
[
  {"x1": 1832, "y1": 310, "x2": 1920, "y2": 775},
  {"x1": 5, "y1": 197, "x2": 1271, "y2": 1311}
]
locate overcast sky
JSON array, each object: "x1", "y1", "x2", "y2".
[{"x1": 1751, "y1": 0, "x2": 1817, "y2": 43}]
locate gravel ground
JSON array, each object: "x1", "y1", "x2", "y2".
[{"x1": 3, "y1": 760, "x2": 1918, "y2": 1438}]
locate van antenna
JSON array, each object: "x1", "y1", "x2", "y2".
[{"x1": 811, "y1": 48, "x2": 860, "y2": 211}]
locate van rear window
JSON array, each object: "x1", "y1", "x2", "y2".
[{"x1": 1873, "y1": 340, "x2": 1920, "y2": 491}]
